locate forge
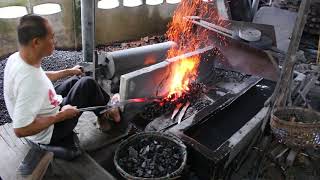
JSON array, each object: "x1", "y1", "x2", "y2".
[
  {"x1": 93, "y1": 2, "x2": 279, "y2": 178},
  {"x1": 110, "y1": 38, "x2": 278, "y2": 178}
]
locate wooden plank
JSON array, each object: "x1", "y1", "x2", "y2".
[
  {"x1": 0, "y1": 124, "x2": 30, "y2": 180},
  {"x1": 1, "y1": 114, "x2": 120, "y2": 180},
  {"x1": 16, "y1": 152, "x2": 54, "y2": 180}
]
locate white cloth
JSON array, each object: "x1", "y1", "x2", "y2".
[{"x1": 4, "y1": 52, "x2": 63, "y2": 144}]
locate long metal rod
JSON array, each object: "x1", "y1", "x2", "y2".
[{"x1": 78, "y1": 97, "x2": 162, "y2": 112}]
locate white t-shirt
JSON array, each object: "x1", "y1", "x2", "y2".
[{"x1": 4, "y1": 52, "x2": 63, "y2": 144}]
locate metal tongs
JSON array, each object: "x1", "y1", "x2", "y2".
[
  {"x1": 78, "y1": 97, "x2": 162, "y2": 114},
  {"x1": 183, "y1": 16, "x2": 238, "y2": 39}
]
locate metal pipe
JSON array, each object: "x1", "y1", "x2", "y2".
[
  {"x1": 251, "y1": 0, "x2": 260, "y2": 19},
  {"x1": 81, "y1": 0, "x2": 95, "y2": 62},
  {"x1": 104, "y1": 41, "x2": 177, "y2": 79}
]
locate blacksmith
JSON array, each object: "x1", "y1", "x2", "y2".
[{"x1": 3, "y1": 14, "x2": 120, "y2": 158}]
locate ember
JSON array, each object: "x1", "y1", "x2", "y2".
[{"x1": 141, "y1": 82, "x2": 205, "y2": 120}]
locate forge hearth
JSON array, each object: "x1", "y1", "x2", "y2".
[{"x1": 116, "y1": 35, "x2": 278, "y2": 178}]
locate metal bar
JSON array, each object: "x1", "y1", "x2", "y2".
[
  {"x1": 251, "y1": 0, "x2": 260, "y2": 19},
  {"x1": 78, "y1": 106, "x2": 107, "y2": 112},
  {"x1": 317, "y1": 35, "x2": 320, "y2": 64},
  {"x1": 177, "y1": 101, "x2": 190, "y2": 124},
  {"x1": 171, "y1": 103, "x2": 183, "y2": 120},
  {"x1": 199, "y1": 20, "x2": 234, "y2": 35},
  {"x1": 186, "y1": 19, "x2": 233, "y2": 38},
  {"x1": 81, "y1": 0, "x2": 95, "y2": 62},
  {"x1": 78, "y1": 97, "x2": 162, "y2": 112}
]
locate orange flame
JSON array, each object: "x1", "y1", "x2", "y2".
[
  {"x1": 166, "y1": 0, "x2": 222, "y2": 99},
  {"x1": 168, "y1": 56, "x2": 199, "y2": 98}
]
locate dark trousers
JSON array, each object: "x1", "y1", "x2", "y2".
[{"x1": 49, "y1": 76, "x2": 110, "y2": 146}]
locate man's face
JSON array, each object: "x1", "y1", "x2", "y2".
[{"x1": 36, "y1": 21, "x2": 55, "y2": 57}]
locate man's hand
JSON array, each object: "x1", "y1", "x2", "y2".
[
  {"x1": 70, "y1": 65, "x2": 84, "y2": 76},
  {"x1": 13, "y1": 105, "x2": 80, "y2": 138},
  {"x1": 59, "y1": 105, "x2": 80, "y2": 121},
  {"x1": 46, "y1": 65, "x2": 84, "y2": 81}
]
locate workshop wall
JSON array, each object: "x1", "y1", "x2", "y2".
[{"x1": 0, "y1": 0, "x2": 179, "y2": 57}]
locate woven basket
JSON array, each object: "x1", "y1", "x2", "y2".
[{"x1": 270, "y1": 107, "x2": 320, "y2": 149}]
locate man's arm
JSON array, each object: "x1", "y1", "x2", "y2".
[
  {"x1": 46, "y1": 65, "x2": 83, "y2": 81},
  {"x1": 14, "y1": 105, "x2": 79, "y2": 138}
]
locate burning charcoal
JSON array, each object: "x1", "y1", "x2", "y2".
[{"x1": 140, "y1": 81, "x2": 206, "y2": 121}]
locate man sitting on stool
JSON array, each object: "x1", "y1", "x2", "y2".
[{"x1": 3, "y1": 14, "x2": 120, "y2": 160}]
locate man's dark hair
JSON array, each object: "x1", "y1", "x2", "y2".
[{"x1": 17, "y1": 14, "x2": 48, "y2": 45}]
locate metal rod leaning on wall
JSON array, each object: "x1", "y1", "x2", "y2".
[{"x1": 81, "y1": 0, "x2": 95, "y2": 63}]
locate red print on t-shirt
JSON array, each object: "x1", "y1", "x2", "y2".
[{"x1": 48, "y1": 89, "x2": 59, "y2": 107}]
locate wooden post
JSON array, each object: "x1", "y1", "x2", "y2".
[
  {"x1": 260, "y1": 0, "x2": 312, "y2": 134},
  {"x1": 271, "y1": 0, "x2": 312, "y2": 108}
]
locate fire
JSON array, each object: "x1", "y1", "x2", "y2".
[
  {"x1": 167, "y1": 56, "x2": 199, "y2": 98},
  {"x1": 166, "y1": 0, "x2": 222, "y2": 99}
]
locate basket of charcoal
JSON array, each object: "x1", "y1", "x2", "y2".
[
  {"x1": 270, "y1": 107, "x2": 320, "y2": 149},
  {"x1": 114, "y1": 132, "x2": 187, "y2": 180}
]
